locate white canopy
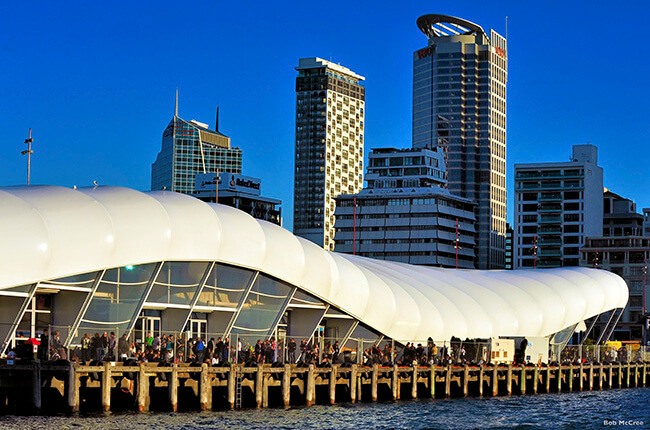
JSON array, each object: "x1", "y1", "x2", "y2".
[{"x1": 0, "y1": 185, "x2": 628, "y2": 342}]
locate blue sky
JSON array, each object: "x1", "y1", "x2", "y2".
[{"x1": 2, "y1": 1, "x2": 649, "y2": 231}]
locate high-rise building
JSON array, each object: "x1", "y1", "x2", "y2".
[
  {"x1": 514, "y1": 144, "x2": 603, "y2": 268},
  {"x1": 293, "y1": 57, "x2": 365, "y2": 250},
  {"x1": 151, "y1": 95, "x2": 242, "y2": 194},
  {"x1": 413, "y1": 14, "x2": 508, "y2": 269},
  {"x1": 505, "y1": 223, "x2": 514, "y2": 270},
  {"x1": 580, "y1": 191, "x2": 649, "y2": 342},
  {"x1": 333, "y1": 146, "x2": 477, "y2": 268}
]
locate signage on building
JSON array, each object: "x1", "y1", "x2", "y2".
[
  {"x1": 495, "y1": 47, "x2": 505, "y2": 59},
  {"x1": 416, "y1": 47, "x2": 433, "y2": 60},
  {"x1": 195, "y1": 172, "x2": 261, "y2": 196}
]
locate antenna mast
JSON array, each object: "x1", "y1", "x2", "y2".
[{"x1": 21, "y1": 128, "x2": 34, "y2": 185}]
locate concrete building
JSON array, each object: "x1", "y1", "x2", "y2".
[
  {"x1": 293, "y1": 57, "x2": 365, "y2": 251},
  {"x1": 514, "y1": 144, "x2": 603, "y2": 268},
  {"x1": 643, "y1": 208, "x2": 650, "y2": 236},
  {"x1": 580, "y1": 191, "x2": 649, "y2": 342},
  {"x1": 333, "y1": 146, "x2": 477, "y2": 268},
  {"x1": 151, "y1": 95, "x2": 242, "y2": 194},
  {"x1": 414, "y1": 14, "x2": 508, "y2": 269},
  {"x1": 193, "y1": 172, "x2": 282, "y2": 226}
]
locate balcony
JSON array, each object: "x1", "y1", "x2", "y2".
[
  {"x1": 538, "y1": 206, "x2": 562, "y2": 213},
  {"x1": 537, "y1": 248, "x2": 562, "y2": 257},
  {"x1": 538, "y1": 238, "x2": 562, "y2": 246},
  {"x1": 537, "y1": 227, "x2": 562, "y2": 235},
  {"x1": 539, "y1": 215, "x2": 562, "y2": 224},
  {"x1": 538, "y1": 193, "x2": 562, "y2": 202}
]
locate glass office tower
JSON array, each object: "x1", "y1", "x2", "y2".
[{"x1": 414, "y1": 14, "x2": 507, "y2": 269}]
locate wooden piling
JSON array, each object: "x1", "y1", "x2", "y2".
[
  {"x1": 32, "y1": 361, "x2": 41, "y2": 413},
  {"x1": 200, "y1": 363, "x2": 211, "y2": 411},
  {"x1": 227, "y1": 364, "x2": 236, "y2": 409},
  {"x1": 463, "y1": 365, "x2": 469, "y2": 397},
  {"x1": 329, "y1": 365, "x2": 337, "y2": 404},
  {"x1": 391, "y1": 365, "x2": 399, "y2": 400},
  {"x1": 625, "y1": 363, "x2": 630, "y2": 388},
  {"x1": 169, "y1": 364, "x2": 178, "y2": 412},
  {"x1": 506, "y1": 364, "x2": 512, "y2": 395},
  {"x1": 306, "y1": 364, "x2": 315, "y2": 406},
  {"x1": 282, "y1": 365, "x2": 291, "y2": 407},
  {"x1": 520, "y1": 366, "x2": 526, "y2": 395},
  {"x1": 568, "y1": 364, "x2": 573, "y2": 392},
  {"x1": 101, "y1": 361, "x2": 111, "y2": 412},
  {"x1": 533, "y1": 366, "x2": 538, "y2": 394},
  {"x1": 445, "y1": 366, "x2": 452, "y2": 398},
  {"x1": 492, "y1": 366, "x2": 498, "y2": 396},
  {"x1": 618, "y1": 363, "x2": 622, "y2": 388},
  {"x1": 431, "y1": 365, "x2": 437, "y2": 398},
  {"x1": 67, "y1": 362, "x2": 79, "y2": 413},
  {"x1": 478, "y1": 366, "x2": 483, "y2": 397},
  {"x1": 579, "y1": 363, "x2": 583, "y2": 391},
  {"x1": 600, "y1": 363, "x2": 604, "y2": 389},
  {"x1": 545, "y1": 366, "x2": 551, "y2": 393},
  {"x1": 255, "y1": 365, "x2": 264, "y2": 408},
  {"x1": 589, "y1": 364, "x2": 594, "y2": 390},
  {"x1": 411, "y1": 366, "x2": 418, "y2": 399},
  {"x1": 350, "y1": 365, "x2": 357, "y2": 403},
  {"x1": 557, "y1": 367, "x2": 562, "y2": 392},
  {"x1": 137, "y1": 365, "x2": 149, "y2": 412},
  {"x1": 371, "y1": 364, "x2": 378, "y2": 402}
]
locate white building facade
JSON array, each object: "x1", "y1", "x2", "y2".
[{"x1": 514, "y1": 145, "x2": 603, "y2": 268}]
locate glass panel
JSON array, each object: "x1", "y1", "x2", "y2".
[
  {"x1": 291, "y1": 290, "x2": 324, "y2": 305},
  {"x1": 231, "y1": 275, "x2": 292, "y2": 338},
  {"x1": 147, "y1": 261, "x2": 209, "y2": 305},
  {"x1": 80, "y1": 263, "x2": 157, "y2": 333},
  {"x1": 0, "y1": 284, "x2": 33, "y2": 294},
  {"x1": 45, "y1": 271, "x2": 100, "y2": 289},
  {"x1": 195, "y1": 264, "x2": 253, "y2": 308}
]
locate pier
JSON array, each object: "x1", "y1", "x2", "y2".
[{"x1": 0, "y1": 360, "x2": 648, "y2": 414}]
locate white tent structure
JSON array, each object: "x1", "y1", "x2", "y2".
[{"x1": 0, "y1": 186, "x2": 628, "y2": 355}]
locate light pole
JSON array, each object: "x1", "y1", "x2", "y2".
[{"x1": 21, "y1": 128, "x2": 34, "y2": 185}]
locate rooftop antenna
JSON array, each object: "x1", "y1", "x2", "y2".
[
  {"x1": 175, "y1": 89, "x2": 179, "y2": 117},
  {"x1": 215, "y1": 107, "x2": 219, "y2": 132},
  {"x1": 21, "y1": 128, "x2": 34, "y2": 185},
  {"x1": 505, "y1": 16, "x2": 508, "y2": 42}
]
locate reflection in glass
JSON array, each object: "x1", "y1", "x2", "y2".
[
  {"x1": 147, "y1": 261, "x2": 209, "y2": 305},
  {"x1": 79, "y1": 263, "x2": 157, "y2": 339},
  {"x1": 44, "y1": 271, "x2": 100, "y2": 289},
  {"x1": 195, "y1": 264, "x2": 253, "y2": 308},
  {"x1": 231, "y1": 275, "x2": 293, "y2": 337}
]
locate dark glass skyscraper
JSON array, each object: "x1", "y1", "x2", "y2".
[{"x1": 413, "y1": 15, "x2": 508, "y2": 269}]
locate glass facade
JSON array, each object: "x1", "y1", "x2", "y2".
[
  {"x1": 152, "y1": 117, "x2": 242, "y2": 194},
  {"x1": 147, "y1": 261, "x2": 210, "y2": 306},
  {"x1": 195, "y1": 263, "x2": 253, "y2": 308}
]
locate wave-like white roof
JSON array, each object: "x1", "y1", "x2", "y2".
[{"x1": 0, "y1": 186, "x2": 628, "y2": 342}]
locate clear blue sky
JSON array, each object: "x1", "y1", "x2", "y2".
[{"x1": 2, "y1": 1, "x2": 649, "y2": 232}]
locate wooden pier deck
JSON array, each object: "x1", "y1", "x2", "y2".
[{"x1": 0, "y1": 361, "x2": 648, "y2": 414}]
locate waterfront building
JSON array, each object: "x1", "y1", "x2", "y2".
[
  {"x1": 151, "y1": 97, "x2": 242, "y2": 194},
  {"x1": 643, "y1": 207, "x2": 650, "y2": 236},
  {"x1": 580, "y1": 191, "x2": 649, "y2": 342},
  {"x1": 414, "y1": 14, "x2": 508, "y2": 269},
  {"x1": 293, "y1": 57, "x2": 365, "y2": 251},
  {"x1": 193, "y1": 172, "x2": 282, "y2": 225},
  {"x1": 514, "y1": 144, "x2": 603, "y2": 268},
  {"x1": 333, "y1": 146, "x2": 476, "y2": 268},
  {"x1": 0, "y1": 185, "x2": 626, "y2": 356}
]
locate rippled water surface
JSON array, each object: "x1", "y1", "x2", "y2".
[{"x1": 1, "y1": 388, "x2": 648, "y2": 430}]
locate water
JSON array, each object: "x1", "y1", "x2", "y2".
[{"x1": 1, "y1": 389, "x2": 648, "y2": 430}]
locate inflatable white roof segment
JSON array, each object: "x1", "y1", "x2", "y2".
[{"x1": 0, "y1": 186, "x2": 629, "y2": 342}]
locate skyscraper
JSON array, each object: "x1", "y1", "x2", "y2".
[
  {"x1": 414, "y1": 15, "x2": 508, "y2": 269},
  {"x1": 293, "y1": 57, "x2": 365, "y2": 250},
  {"x1": 151, "y1": 94, "x2": 242, "y2": 194}
]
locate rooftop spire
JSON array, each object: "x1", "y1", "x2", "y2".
[
  {"x1": 215, "y1": 106, "x2": 219, "y2": 132},
  {"x1": 174, "y1": 89, "x2": 179, "y2": 117}
]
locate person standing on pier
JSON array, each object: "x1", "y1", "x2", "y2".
[{"x1": 288, "y1": 338, "x2": 296, "y2": 363}]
